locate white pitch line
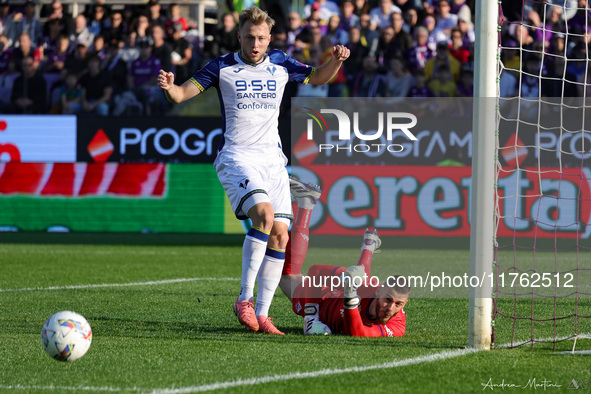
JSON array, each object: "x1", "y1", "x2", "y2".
[
  {"x1": 2, "y1": 333, "x2": 589, "y2": 393},
  {"x1": 0, "y1": 249, "x2": 232, "y2": 256},
  {"x1": 0, "y1": 277, "x2": 239, "y2": 292},
  {"x1": 149, "y1": 348, "x2": 480, "y2": 394},
  {"x1": 0, "y1": 348, "x2": 480, "y2": 394},
  {"x1": 495, "y1": 333, "x2": 591, "y2": 349},
  {"x1": 0, "y1": 384, "x2": 139, "y2": 392}
]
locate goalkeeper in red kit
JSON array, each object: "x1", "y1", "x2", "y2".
[{"x1": 282, "y1": 177, "x2": 410, "y2": 337}]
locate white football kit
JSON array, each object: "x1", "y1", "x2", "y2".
[{"x1": 190, "y1": 50, "x2": 315, "y2": 223}]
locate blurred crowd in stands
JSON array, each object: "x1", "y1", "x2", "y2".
[
  {"x1": 499, "y1": 0, "x2": 591, "y2": 109},
  {"x1": 0, "y1": 0, "x2": 589, "y2": 116}
]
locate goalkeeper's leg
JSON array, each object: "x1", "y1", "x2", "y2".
[
  {"x1": 356, "y1": 229, "x2": 381, "y2": 276},
  {"x1": 280, "y1": 177, "x2": 321, "y2": 300}
]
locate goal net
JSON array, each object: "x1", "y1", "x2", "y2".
[{"x1": 493, "y1": 0, "x2": 591, "y2": 349}]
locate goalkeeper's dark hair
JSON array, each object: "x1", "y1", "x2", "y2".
[{"x1": 379, "y1": 275, "x2": 411, "y2": 299}]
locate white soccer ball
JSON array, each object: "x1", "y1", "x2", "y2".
[{"x1": 41, "y1": 311, "x2": 92, "y2": 362}]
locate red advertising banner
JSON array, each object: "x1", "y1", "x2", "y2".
[
  {"x1": 298, "y1": 165, "x2": 591, "y2": 239},
  {"x1": 0, "y1": 163, "x2": 166, "y2": 197},
  {"x1": 0, "y1": 163, "x2": 225, "y2": 233}
]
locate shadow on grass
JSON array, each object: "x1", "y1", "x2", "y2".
[{"x1": 85, "y1": 316, "x2": 462, "y2": 350}]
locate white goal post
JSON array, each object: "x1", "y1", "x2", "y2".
[{"x1": 468, "y1": 0, "x2": 499, "y2": 350}]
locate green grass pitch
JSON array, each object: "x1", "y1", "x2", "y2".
[{"x1": 0, "y1": 240, "x2": 589, "y2": 393}]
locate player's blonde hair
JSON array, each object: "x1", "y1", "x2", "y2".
[{"x1": 239, "y1": 5, "x2": 275, "y2": 32}]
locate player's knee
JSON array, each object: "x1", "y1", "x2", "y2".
[
  {"x1": 268, "y1": 233, "x2": 288, "y2": 250},
  {"x1": 249, "y1": 204, "x2": 274, "y2": 232},
  {"x1": 269, "y1": 222, "x2": 289, "y2": 250},
  {"x1": 260, "y1": 212, "x2": 275, "y2": 232},
  {"x1": 273, "y1": 230, "x2": 289, "y2": 250}
]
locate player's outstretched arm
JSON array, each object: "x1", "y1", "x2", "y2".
[
  {"x1": 158, "y1": 69, "x2": 201, "y2": 104},
  {"x1": 342, "y1": 266, "x2": 383, "y2": 337},
  {"x1": 308, "y1": 45, "x2": 350, "y2": 86},
  {"x1": 343, "y1": 308, "x2": 386, "y2": 337}
]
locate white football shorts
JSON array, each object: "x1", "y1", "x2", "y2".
[{"x1": 215, "y1": 156, "x2": 293, "y2": 225}]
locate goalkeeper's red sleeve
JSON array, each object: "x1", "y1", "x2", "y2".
[
  {"x1": 343, "y1": 307, "x2": 407, "y2": 337},
  {"x1": 343, "y1": 307, "x2": 384, "y2": 337}
]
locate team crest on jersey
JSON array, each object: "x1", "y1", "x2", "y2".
[
  {"x1": 266, "y1": 66, "x2": 276, "y2": 75},
  {"x1": 295, "y1": 301, "x2": 302, "y2": 313},
  {"x1": 239, "y1": 178, "x2": 250, "y2": 189}
]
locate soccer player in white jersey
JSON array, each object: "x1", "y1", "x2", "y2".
[{"x1": 157, "y1": 6, "x2": 349, "y2": 335}]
